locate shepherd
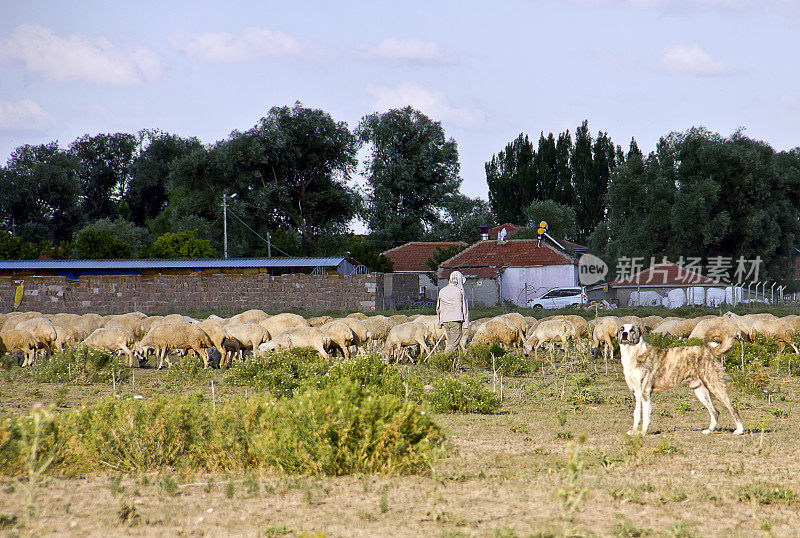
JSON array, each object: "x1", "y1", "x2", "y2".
[{"x1": 437, "y1": 270, "x2": 469, "y2": 353}]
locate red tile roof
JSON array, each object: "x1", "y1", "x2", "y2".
[
  {"x1": 560, "y1": 239, "x2": 588, "y2": 252},
  {"x1": 438, "y1": 239, "x2": 577, "y2": 280},
  {"x1": 381, "y1": 242, "x2": 467, "y2": 273},
  {"x1": 488, "y1": 223, "x2": 520, "y2": 239},
  {"x1": 610, "y1": 261, "x2": 717, "y2": 287}
]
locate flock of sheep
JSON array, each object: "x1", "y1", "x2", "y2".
[{"x1": 0, "y1": 308, "x2": 798, "y2": 370}]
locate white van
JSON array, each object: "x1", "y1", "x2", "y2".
[{"x1": 527, "y1": 287, "x2": 587, "y2": 309}]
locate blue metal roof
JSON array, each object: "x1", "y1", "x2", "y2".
[{"x1": 0, "y1": 257, "x2": 350, "y2": 270}]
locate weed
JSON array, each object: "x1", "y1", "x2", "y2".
[
  {"x1": 29, "y1": 348, "x2": 129, "y2": 385},
  {"x1": 729, "y1": 363, "x2": 770, "y2": 395},
  {"x1": 465, "y1": 343, "x2": 506, "y2": 369},
  {"x1": 0, "y1": 513, "x2": 18, "y2": 530},
  {"x1": 55, "y1": 385, "x2": 70, "y2": 407},
  {"x1": 652, "y1": 433, "x2": 682, "y2": 456},
  {"x1": 358, "y1": 510, "x2": 377, "y2": 521},
  {"x1": 225, "y1": 480, "x2": 235, "y2": 499},
  {"x1": 556, "y1": 431, "x2": 573, "y2": 440},
  {"x1": 10, "y1": 404, "x2": 57, "y2": 525},
  {"x1": 623, "y1": 433, "x2": 645, "y2": 464},
  {"x1": 244, "y1": 473, "x2": 260, "y2": 496},
  {"x1": 428, "y1": 351, "x2": 459, "y2": 373},
  {"x1": 735, "y1": 481, "x2": 799, "y2": 506},
  {"x1": 118, "y1": 500, "x2": 139, "y2": 526},
  {"x1": 664, "y1": 521, "x2": 696, "y2": 537},
  {"x1": 379, "y1": 484, "x2": 390, "y2": 513},
  {"x1": 556, "y1": 434, "x2": 588, "y2": 522},
  {"x1": 203, "y1": 477, "x2": 214, "y2": 493},
  {"x1": 264, "y1": 524, "x2": 292, "y2": 536},
  {"x1": 572, "y1": 386, "x2": 604, "y2": 405},
  {"x1": 556, "y1": 410, "x2": 567, "y2": 427},
  {"x1": 424, "y1": 376, "x2": 501, "y2": 414},
  {"x1": 109, "y1": 474, "x2": 125, "y2": 496},
  {"x1": 160, "y1": 475, "x2": 178, "y2": 496},
  {"x1": 612, "y1": 520, "x2": 652, "y2": 537}
]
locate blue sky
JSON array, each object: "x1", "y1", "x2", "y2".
[{"x1": 1, "y1": 0, "x2": 799, "y2": 209}]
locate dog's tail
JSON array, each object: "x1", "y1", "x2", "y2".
[{"x1": 709, "y1": 335, "x2": 737, "y2": 357}]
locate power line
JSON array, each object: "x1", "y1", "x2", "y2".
[{"x1": 226, "y1": 205, "x2": 293, "y2": 258}]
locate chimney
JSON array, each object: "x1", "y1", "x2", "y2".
[{"x1": 479, "y1": 226, "x2": 489, "y2": 241}]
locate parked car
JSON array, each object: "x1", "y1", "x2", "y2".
[{"x1": 527, "y1": 287, "x2": 587, "y2": 309}]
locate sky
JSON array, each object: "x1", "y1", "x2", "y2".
[{"x1": 1, "y1": 0, "x2": 799, "y2": 210}]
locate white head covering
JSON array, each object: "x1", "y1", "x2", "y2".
[{"x1": 449, "y1": 270, "x2": 465, "y2": 292}]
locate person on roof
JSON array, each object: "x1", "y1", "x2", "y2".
[{"x1": 437, "y1": 270, "x2": 469, "y2": 352}]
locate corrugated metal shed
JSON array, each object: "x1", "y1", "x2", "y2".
[{"x1": 0, "y1": 257, "x2": 366, "y2": 278}]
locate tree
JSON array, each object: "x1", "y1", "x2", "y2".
[
  {"x1": 603, "y1": 127, "x2": 800, "y2": 282},
  {"x1": 0, "y1": 142, "x2": 83, "y2": 243},
  {"x1": 571, "y1": 121, "x2": 617, "y2": 242},
  {"x1": 74, "y1": 227, "x2": 132, "y2": 259},
  {"x1": 70, "y1": 132, "x2": 137, "y2": 220},
  {"x1": 426, "y1": 194, "x2": 495, "y2": 243},
  {"x1": 517, "y1": 199, "x2": 578, "y2": 241},
  {"x1": 426, "y1": 243, "x2": 467, "y2": 273},
  {"x1": 340, "y1": 234, "x2": 394, "y2": 273},
  {"x1": 485, "y1": 133, "x2": 537, "y2": 224},
  {"x1": 149, "y1": 230, "x2": 217, "y2": 258},
  {"x1": 358, "y1": 106, "x2": 461, "y2": 249},
  {"x1": 125, "y1": 130, "x2": 203, "y2": 226}
]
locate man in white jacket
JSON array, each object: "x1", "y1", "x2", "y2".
[{"x1": 437, "y1": 270, "x2": 469, "y2": 352}]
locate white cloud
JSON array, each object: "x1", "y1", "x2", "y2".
[
  {"x1": 779, "y1": 94, "x2": 800, "y2": 108},
  {"x1": 0, "y1": 100, "x2": 54, "y2": 132},
  {"x1": 170, "y1": 27, "x2": 302, "y2": 62},
  {"x1": 0, "y1": 24, "x2": 162, "y2": 85},
  {"x1": 371, "y1": 38, "x2": 457, "y2": 64},
  {"x1": 367, "y1": 82, "x2": 484, "y2": 128},
  {"x1": 661, "y1": 45, "x2": 729, "y2": 75}
]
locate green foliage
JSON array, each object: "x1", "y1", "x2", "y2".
[
  {"x1": 736, "y1": 481, "x2": 799, "y2": 506},
  {"x1": 0, "y1": 231, "x2": 45, "y2": 260},
  {"x1": 73, "y1": 218, "x2": 151, "y2": 258},
  {"x1": 729, "y1": 363, "x2": 771, "y2": 395},
  {"x1": 517, "y1": 199, "x2": 578, "y2": 241},
  {"x1": 425, "y1": 194, "x2": 495, "y2": 243},
  {"x1": 340, "y1": 234, "x2": 394, "y2": 272},
  {"x1": 465, "y1": 343, "x2": 505, "y2": 369},
  {"x1": 426, "y1": 244, "x2": 467, "y2": 273},
  {"x1": 358, "y1": 106, "x2": 461, "y2": 249},
  {"x1": 423, "y1": 377, "x2": 501, "y2": 414},
  {"x1": 149, "y1": 230, "x2": 217, "y2": 258},
  {"x1": 603, "y1": 128, "x2": 800, "y2": 281},
  {"x1": 428, "y1": 351, "x2": 459, "y2": 373},
  {"x1": 0, "y1": 382, "x2": 444, "y2": 477},
  {"x1": 556, "y1": 434, "x2": 588, "y2": 521},
  {"x1": 27, "y1": 348, "x2": 129, "y2": 385}
]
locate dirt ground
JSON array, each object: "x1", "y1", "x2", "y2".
[{"x1": 2, "y1": 361, "x2": 800, "y2": 537}]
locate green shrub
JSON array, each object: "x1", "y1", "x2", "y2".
[
  {"x1": 428, "y1": 351, "x2": 459, "y2": 372},
  {"x1": 424, "y1": 377, "x2": 501, "y2": 414},
  {"x1": 644, "y1": 333, "x2": 705, "y2": 349},
  {"x1": 729, "y1": 363, "x2": 770, "y2": 395},
  {"x1": 0, "y1": 381, "x2": 444, "y2": 477},
  {"x1": 498, "y1": 351, "x2": 530, "y2": 377},
  {"x1": 572, "y1": 386, "x2": 604, "y2": 405},
  {"x1": 28, "y1": 348, "x2": 129, "y2": 385},
  {"x1": 465, "y1": 343, "x2": 505, "y2": 369},
  {"x1": 736, "y1": 481, "x2": 799, "y2": 506}
]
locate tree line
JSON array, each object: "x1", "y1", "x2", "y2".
[
  {"x1": 0, "y1": 103, "x2": 491, "y2": 268},
  {"x1": 486, "y1": 124, "x2": 800, "y2": 283},
  {"x1": 2, "y1": 103, "x2": 798, "y2": 283}
]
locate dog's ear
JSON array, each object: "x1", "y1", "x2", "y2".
[
  {"x1": 616, "y1": 326, "x2": 625, "y2": 342},
  {"x1": 630, "y1": 326, "x2": 641, "y2": 345}
]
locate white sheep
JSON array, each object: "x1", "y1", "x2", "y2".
[
  {"x1": 688, "y1": 317, "x2": 743, "y2": 345},
  {"x1": 321, "y1": 321, "x2": 356, "y2": 358},
  {"x1": 15, "y1": 318, "x2": 58, "y2": 357},
  {"x1": 381, "y1": 322, "x2": 432, "y2": 363},
  {"x1": 135, "y1": 322, "x2": 213, "y2": 369},
  {"x1": 470, "y1": 318, "x2": 521, "y2": 351},
  {"x1": 258, "y1": 312, "x2": 310, "y2": 337},
  {"x1": 83, "y1": 327, "x2": 137, "y2": 367},
  {"x1": 228, "y1": 309, "x2": 269, "y2": 325},
  {"x1": 224, "y1": 323, "x2": 271, "y2": 364},
  {"x1": 361, "y1": 316, "x2": 392, "y2": 345},
  {"x1": 0, "y1": 329, "x2": 38, "y2": 367},
  {"x1": 257, "y1": 327, "x2": 330, "y2": 359},
  {"x1": 591, "y1": 316, "x2": 621, "y2": 369},
  {"x1": 524, "y1": 318, "x2": 578, "y2": 359}
]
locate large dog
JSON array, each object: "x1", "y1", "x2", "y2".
[{"x1": 617, "y1": 323, "x2": 744, "y2": 436}]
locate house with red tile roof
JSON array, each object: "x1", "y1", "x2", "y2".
[
  {"x1": 437, "y1": 239, "x2": 579, "y2": 306},
  {"x1": 381, "y1": 241, "x2": 467, "y2": 300},
  {"x1": 488, "y1": 223, "x2": 519, "y2": 240}
]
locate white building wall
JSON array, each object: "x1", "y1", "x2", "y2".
[{"x1": 500, "y1": 265, "x2": 578, "y2": 307}]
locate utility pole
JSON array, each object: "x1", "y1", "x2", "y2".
[
  {"x1": 267, "y1": 232, "x2": 271, "y2": 257},
  {"x1": 223, "y1": 194, "x2": 228, "y2": 259}
]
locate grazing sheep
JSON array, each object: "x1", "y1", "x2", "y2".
[
  {"x1": 651, "y1": 319, "x2": 685, "y2": 337},
  {"x1": 563, "y1": 315, "x2": 589, "y2": 338},
  {"x1": 361, "y1": 315, "x2": 391, "y2": 345},
  {"x1": 388, "y1": 314, "x2": 410, "y2": 327},
  {"x1": 471, "y1": 318, "x2": 522, "y2": 350},
  {"x1": 135, "y1": 322, "x2": 213, "y2": 369},
  {"x1": 196, "y1": 319, "x2": 242, "y2": 367},
  {"x1": 591, "y1": 316, "x2": 621, "y2": 371},
  {"x1": 750, "y1": 318, "x2": 798, "y2": 354},
  {"x1": 0, "y1": 329, "x2": 38, "y2": 367},
  {"x1": 524, "y1": 318, "x2": 578, "y2": 359},
  {"x1": 50, "y1": 313, "x2": 81, "y2": 327},
  {"x1": 103, "y1": 314, "x2": 145, "y2": 339},
  {"x1": 346, "y1": 312, "x2": 368, "y2": 320},
  {"x1": 52, "y1": 324, "x2": 76, "y2": 352},
  {"x1": 224, "y1": 323, "x2": 271, "y2": 364},
  {"x1": 382, "y1": 322, "x2": 432, "y2": 363},
  {"x1": 308, "y1": 315, "x2": 333, "y2": 327},
  {"x1": 321, "y1": 321, "x2": 356, "y2": 358},
  {"x1": 689, "y1": 317, "x2": 743, "y2": 345},
  {"x1": 501, "y1": 313, "x2": 531, "y2": 338},
  {"x1": 258, "y1": 313, "x2": 310, "y2": 337},
  {"x1": 257, "y1": 327, "x2": 330, "y2": 359},
  {"x1": 781, "y1": 315, "x2": 800, "y2": 333},
  {"x1": 228, "y1": 309, "x2": 269, "y2": 325},
  {"x1": 641, "y1": 316, "x2": 664, "y2": 331},
  {"x1": 83, "y1": 327, "x2": 136, "y2": 367},
  {"x1": 2, "y1": 312, "x2": 43, "y2": 332},
  {"x1": 70, "y1": 314, "x2": 106, "y2": 340},
  {"x1": 338, "y1": 318, "x2": 372, "y2": 353},
  {"x1": 15, "y1": 318, "x2": 58, "y2": 356}
]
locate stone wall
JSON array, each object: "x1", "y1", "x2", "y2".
[{"x1": 0, "y1": 272, "x2": 418, "y2": 315}]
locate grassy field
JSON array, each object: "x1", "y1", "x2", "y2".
[{"x1": 2, "y1": 309, "x2": 800, "y2": 536}]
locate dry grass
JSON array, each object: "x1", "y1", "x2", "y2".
[{"x1": 2, "y1": 342, "x2": 800, "y2": 536}]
